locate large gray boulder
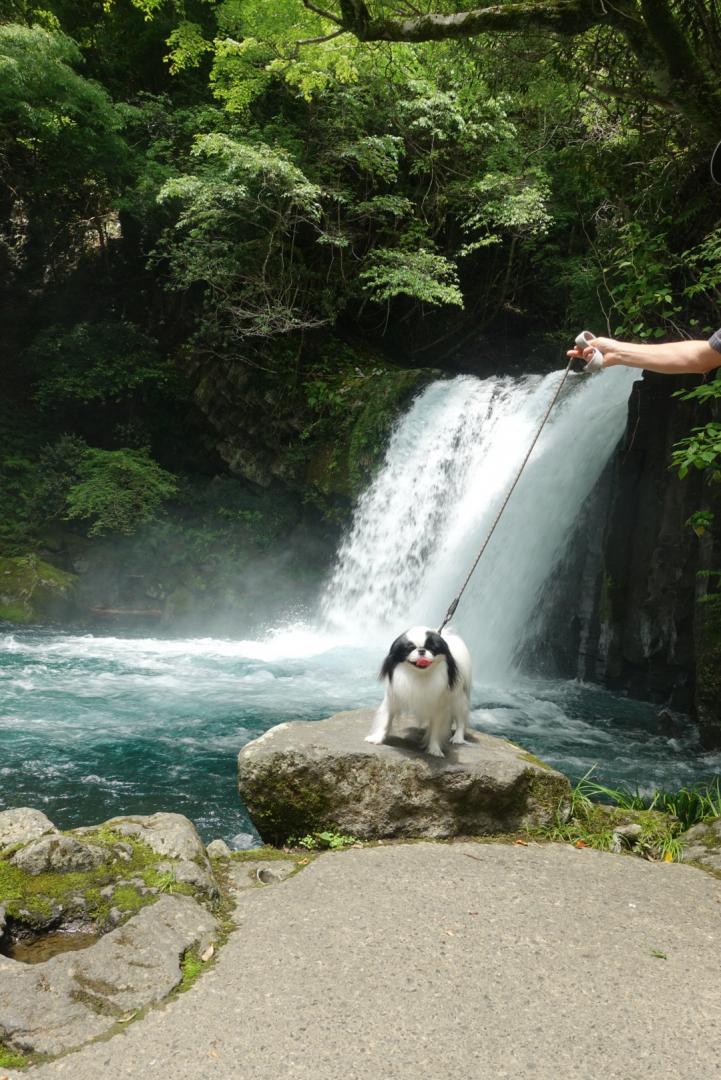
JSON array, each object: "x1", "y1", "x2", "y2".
[{"x1": 237, "y1": 709, "x2": 570, "y2": 844}]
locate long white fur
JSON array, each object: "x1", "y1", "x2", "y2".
[{"x1": 366, "y1": 626, "x2": 472, "y2": 757}]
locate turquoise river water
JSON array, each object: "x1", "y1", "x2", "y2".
[{"x1": 2, "y1": 624, "x2": 719, "y2": 845}]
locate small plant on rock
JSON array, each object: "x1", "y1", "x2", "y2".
[{"x1": 291, "y1": 831, "x2": 358, "y2": 851}]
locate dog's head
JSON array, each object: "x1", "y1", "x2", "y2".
[{"x1": 380, "y1": 625, "x2": 458, "y2": 687}]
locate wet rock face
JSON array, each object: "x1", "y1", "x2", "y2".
[
  {"x1": 237, "y1": 709, "x2": 570, "y2": 845},
  {"x1": 577, "y1": 373, "x2": 721, "y2": 738},
  {"x1": 0, "y1": 554, "x2": 77, "y2": 623}
]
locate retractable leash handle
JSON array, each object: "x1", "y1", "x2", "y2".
[{"x1": 575, "y1": 330, "x2": 604, "y2": 373}]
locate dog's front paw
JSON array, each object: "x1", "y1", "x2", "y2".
[
  {"x1": 365, "y1": 733, "x2": 386, "y2": 745},
  {"x1": 451, "y1": 731, "x2": 466, "y2": 745},
  {"x1": 426, "y1": 742, "x2": 445, "y2": 758}
]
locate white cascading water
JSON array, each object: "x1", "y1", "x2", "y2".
[{"x1": 321, "y1": 366, "x2": 638, "y2": 681}]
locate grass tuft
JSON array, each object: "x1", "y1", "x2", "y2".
[{"x1": 572, "y1": 769, "x2": 721, "y2": 831}]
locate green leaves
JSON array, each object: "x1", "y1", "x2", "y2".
[
  {"x1": 158, "y1": 134, "x2": 330, "y2": 343},
  {"x1": 28, "y1": 322, "x2": 170, "y2": 409},
  {"x1": 337, "y1": 134, "x2": 404, "y2": 182},
  {"x1": 62, "y1": 447, "x2": 178, "y2": 538},
  {"x1": 359, "y1": 247, "x2": 463, "y2": 307},
  {"x1": 602, "y1": 221, "x2": 682, "y2": 341},
  {"x1": 458, "y1": 171, "x2": 552, "y2": 252},
  {"x1": 671, "y1": 423, "x2": 721, "y2": 481},
  {"x1": 0, "y1": 23, "x2": 126, "y2": 195}
]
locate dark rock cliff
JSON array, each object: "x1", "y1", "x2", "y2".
[{"x1": 579, "y1": 373, "x2": 721, "y2": 743}]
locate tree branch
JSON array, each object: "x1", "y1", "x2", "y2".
[
  {"x1": 335, "y1": 0, "x2": 604, "y2": 42},
  {"x1": 302, "y1": 0, "x2": 344, "y2": 26},
  {"x1": 296, "y1": 27, "x2": 349, "y2": 48}
]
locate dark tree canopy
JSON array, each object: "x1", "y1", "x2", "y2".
[{"x1": 311, "y1": 0, "x2": 721, "y2": 138}]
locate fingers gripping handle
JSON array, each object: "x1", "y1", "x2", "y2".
[{"x1": 575, "y1": 330, "x2": 604, "y2": 373}]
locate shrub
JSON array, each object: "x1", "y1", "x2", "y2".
[{"x1": 63, "y1": 447, "x2": 178, "y2": 537}]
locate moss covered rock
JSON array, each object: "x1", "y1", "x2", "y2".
[
  {"x1": 0, "y1": 808, "x2": 221, "y2": 1060},
  {"x1": 0, "y1": 554, "x2": 76, "y2": 623},
  {"x1": 305, "y1": 364, "x2": 436, "y2": 498},
  {"x1": 0, "y1": 809, "x2": 218, "y2": 944},
  {"x1": 681, "y1": 817, "x2": 721, "y2": 871},
  {"x1": 237, "y1": 709, "x2": 570, "y2": 845}
]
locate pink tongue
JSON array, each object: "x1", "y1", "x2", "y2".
[{"x1": 415, "y1": 658, "x2": 432, "y2": 668}]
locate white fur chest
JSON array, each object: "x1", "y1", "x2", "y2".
[{"x1": 387, "y1": 662, "x2": 451, "y2": 724}]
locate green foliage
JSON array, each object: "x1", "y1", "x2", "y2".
[
  {"x1": 652, "y1": 780, "x2": 721, "y2": 830},
  {"x1": 570, "y1": 769, "x2": 721, "y2": 832},
  {"x1": 165, "y1": 21, "x2": 213, "y2": 74},
  {"x1": 603, "y1": 222, "x2": 681, "y2": 340},
  {"x1": 144, "y1": 867, "x2": 180, "y2": 893},
  {"x1": 0, "y1": 23, "x2": 125, "y2": 177},
  {"x1": 0, "y1": 1041, "x2": 30, "y2": 1068},
  {"x1": 0, "y1": 22, "x2": 126, "y2": 260},
  {"x1": 157, "y1": 133, "x2": 330, "y2": 344},
  {"x1": 686, "y1": 510, "x2": 715, "y2": 536},
  {"x1": 338, "y1": 134, "x2": 404, "y2": 182},
  {"x1": 544, "y1": 779, "x2": 684, "y2": 861},
  {"x1": 360, "y1": 247, "x2": 463, "y2": 307},
  {"x1": 292, "y1": 831, "x2": 358, "y2": 850},
  {"x1": 458, "y1": 172, "x2": 552, "y2": 253},
  {"x1": 0, "y1": 398, "x2": 53, "y2": 553},
  {"x1": 682, "y1": 229, "x2": 721, "y2": 314},
  {"x1": 179, "y1": 948, "x2": 204, "y2": 990},
  {"x1": 671, "y1": 422, "x2": 721, "y2": 481},
  {"x1": 62, "y1": 446, "x2": 178, "y2": 537},
  {"x1": 206, "y1": 0, "x2": 366, "y2": 110},
  {"x1": 28, "y1": 321, "x2": 171, "y2": 408}
]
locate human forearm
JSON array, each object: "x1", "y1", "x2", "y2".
[
  {"x1": 567, "y1": 335, "x2": 721, "y2": 374},
  {"x1": 590, "y1": 337, "x2": 721, "y2": 374}
]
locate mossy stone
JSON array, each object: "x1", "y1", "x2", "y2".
[{"x1": 0, "y1": 554, "x2": 76, "y2": 623}]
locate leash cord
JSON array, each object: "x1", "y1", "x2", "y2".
[{"x1": 437, "y1": 355, "x2": 576, "y2": 633}]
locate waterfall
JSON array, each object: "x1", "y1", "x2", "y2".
[{"x1": 321, "y1": 366, "x2": 638, "y2": 681}]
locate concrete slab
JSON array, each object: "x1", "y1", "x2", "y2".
[{"x1": 11, "y1": 842, "x2": 721, "y2": 1080}]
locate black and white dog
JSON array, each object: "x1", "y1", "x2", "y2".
[{"x1": 366, "y1": 626, "x2": 472, "y2": 757}]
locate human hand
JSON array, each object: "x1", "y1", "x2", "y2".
[{"x1": 566, "y1": 336, "x2": 619, "y2": 368}]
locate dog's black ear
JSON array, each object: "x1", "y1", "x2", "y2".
[
  {"x1": 425, "y1": 631, "x2": 458, "y2": 688},
  {"x1": 379, "y1": 654, "x2": 394, "y2": 682},
  {"x1": 380, "y1": 632, "x2": 409, "y2": 682}
]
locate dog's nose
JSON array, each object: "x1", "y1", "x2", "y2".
[{"x1": 417, "y1": 649, "x2": 426, "y2": 656}]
